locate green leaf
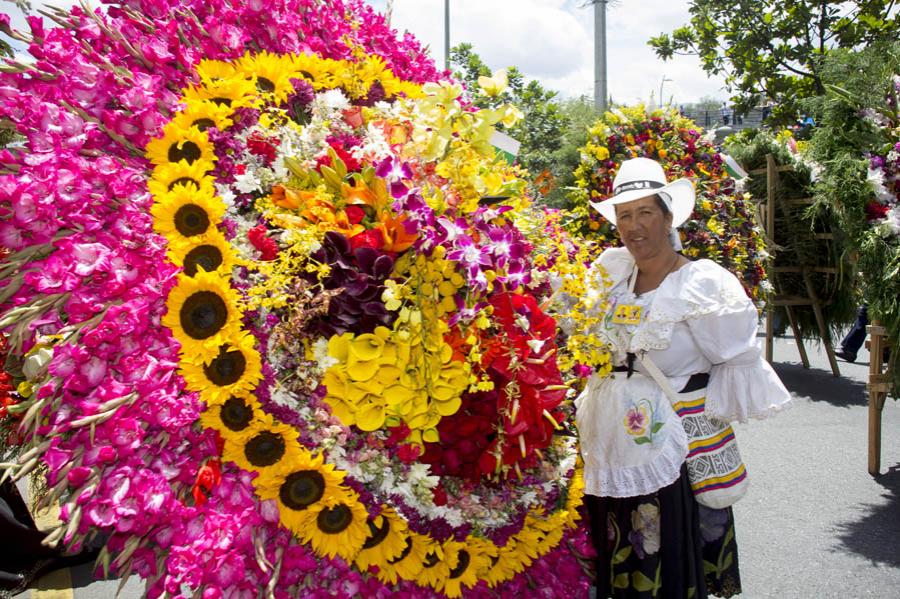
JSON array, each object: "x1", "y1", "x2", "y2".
[
  {"x1": 722, "y1": 552, "x2": 734, "y2": 572},
  {"x1": 703, "y1": 559, "x2": 718, "y2": 575},
  {"x1": 612, "y1": 546, "x2": 632, "y2": 565},
  {"x1": 723, "y1": 525, "x2": 735, "y2": 548},
  {"x1": 319, "y1": 165, "x2": 343, "y2": 191},
  {"x1": 613, "y1": 573, "x2": 630, "y2": 589},
  {"x1": 634, "y1": 437, "x2": 652, "y2": 445},
  {"x1": 632, "y1": 571, "x2": 655, "y2": 592},
  {"x1": 651, "y1": 422, "x2": 664, "y2": 433},
  {"x1": 763, "y1": 12, "x2": 773, "y2": 24}
]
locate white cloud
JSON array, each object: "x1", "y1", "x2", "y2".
[{"x1": 369, "y1": 0, "x2": 728, "y2": 105}]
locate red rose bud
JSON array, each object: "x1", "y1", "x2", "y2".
[
  {"x1": 345, "y1": 205, "x2": 366, "y2": 225},
  {"x1": 349, "y1": 228, "x2": 385, "y2": 251}
]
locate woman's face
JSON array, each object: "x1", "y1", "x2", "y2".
[{"x1": 614, "y1": 195, "x2": 674, "y2": 261}]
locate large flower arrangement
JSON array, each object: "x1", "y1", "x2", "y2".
[
  {"x1": 809, "y1": 46, "x2": 900, "y2": 394},
  {"x1": 567, "y1": 105, "x2": 769, "y2": 301},
  {"x1": 0, "y1": 1, "x2": 596, "y2": 597},
  {"x1": 725, "y1": 129, "x2": 857, "y2": 340}
]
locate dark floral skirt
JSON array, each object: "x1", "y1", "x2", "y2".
[{"x1": 585, "y1": 464, "x2": 742, "y2": 599}]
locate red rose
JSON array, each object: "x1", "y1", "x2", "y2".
[
  {"x1": 345, "y1": 205, "x2": 366, "y2": 225},
  {"x1": 349, "y1": 228, "x2": 385, "y2": 251},
  {"x1": 247, "y1": 133, "x2": 279, "y2": 165},
  {"x1": 192, "y1": 459, "x2": 222, "y2": 506},
  {"x1": 248, "y1": 225, "x2": 279, "y2": 260}
]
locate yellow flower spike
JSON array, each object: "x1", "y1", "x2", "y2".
[{"x1": 145, "y1": 122, "x2": 216, "y2": 167}]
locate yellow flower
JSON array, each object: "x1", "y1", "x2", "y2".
[
  {"x1": 170, "y1": 99, "x2": 235, "y2": 134},
  {"x1": 221, "y1": 411, "x2": 302, "y2": 474},
  {"x1": 478, "y1": 68, "x2": 508, "y2": 97},
  {"x1": 195, "y1": 58, "x2": 239, "y2": 82},
  {"x1": 180, "y1": 331, "x2": 263, "y2": 405},
  {"x1": 254, "y1": 448, "x2": 352, "y2": 535},
  {"x1": 236, "y1": 51, "x2": 299, "y2": 104},
  {"x1": 148, "y1": 161, "x2": 217, "y2": 199},
  {"x1": 442, "y1": 537, "x2": 495, "y2": 597},
  {"x1": 299, "y1": 492, "x2": 370, "y2": 561},
  {"x1": 199, "y1": 391, "x2": 263, "y2": 438},
  {"x1": 162, "y1": 270, "x2": 243, "y2": 363},
  {"x1": 145, "y1": 121, "x2": 216, "y2": 168},
  {"x1": 354, "y1": 505, "x2": 410, "y2": 572},
  {"x1": 151, "y1": 184, "x2": 225, "y2": 243},
  {"x1": 166, "y1": 228, "x2": 237, "y2": 278},
  {"x1": 291, "y1": 53, "x2": 336, "y2": 90},
  {"x1": 182, "y1": 75, "x2": 258, "y2": 111}
]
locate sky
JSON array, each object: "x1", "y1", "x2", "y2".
[
  {"x1": 365, "y1": 0, "x2": 729, "y2": 105},
  {"x1": 2, "y1": 0, "x2": 730, "y2": 105}
]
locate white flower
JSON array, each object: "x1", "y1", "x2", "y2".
[
  {"x1": 313, "y1": 89, "x2": 350, "y2": 115},
  {"x1": 233, "y1": 170, "x2": 262, "y2": 194},
  {"x1": 269, "y1": 386, "x2": 296, "y2": 408},
  {"x1": 868, "y1": 167, "x2": 895, "y2": 204},
  {"x1": 215, "y1": 183, "x2": 236, "y2": 208},
  {"x1": 526, "y1": 339, "x2": 546, "y2": 354},
  {"x1": 312, "y1": 338, "x2": 338, "y2": 370}
]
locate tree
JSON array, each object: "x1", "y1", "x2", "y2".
[
  {"x1": 449, "y1": 43, "x2": 571, "y2": 203},
  {"x1": 648, "y1": 1, "x2": 900, "y2": 123}
]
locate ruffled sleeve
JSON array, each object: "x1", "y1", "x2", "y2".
[{"x1": 682, "y1": 261, "x2": 792, "y2": 423}]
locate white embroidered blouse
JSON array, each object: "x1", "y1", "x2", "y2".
[{"x1": 572, "y1": 247, "x2": 792, "y2": 498}]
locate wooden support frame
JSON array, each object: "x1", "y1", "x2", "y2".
[
  {"x1": 866, "y1": 321, "x2": 893, "y2": 476},
  {"x1": 753, "y1": 154, "x2": 840, "y2": 376}
]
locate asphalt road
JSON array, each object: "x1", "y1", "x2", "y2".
[{"x1": 15, "y1": 328, "x2": 900, "y2": 599}]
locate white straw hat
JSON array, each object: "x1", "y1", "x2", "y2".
[{"x1": 590, "y1": 157, "x2": 696, "y2": 227}]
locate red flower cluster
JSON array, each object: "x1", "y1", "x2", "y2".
[
  {"x1": 246, "y1": 132, "x2": 280, "y2": 165},
  {"x1": 422, "y1": 292, "x2": 566, "y2": 480},
  {"x1": 192, "y1": 459, "x2": 222, "y2": 506},
  {"x1": 247, "y1": 225, "x2": 278, "y2": 260},
  {"x1": 315, "y1": 140, "x2": 361, "y2": 173}
]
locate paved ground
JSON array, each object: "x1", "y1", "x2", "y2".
[{"x1": 14, "y1": 328, "x2": 900, "y2": 598}]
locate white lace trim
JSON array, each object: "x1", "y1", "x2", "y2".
[{"x1": 581, "y1": 421, "x2": 688, "y2": 498}]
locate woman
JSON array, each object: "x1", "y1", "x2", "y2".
[{"x1": 575, "y1": 158, "x2": 791, "y2": 598}]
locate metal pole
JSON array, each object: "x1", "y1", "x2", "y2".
[
  {"x1": 594, "y1": 0, "x2": 607, "y2": 112},
  {"x1": 444, "y1": 0, "x2": 450, "y2": 71}
]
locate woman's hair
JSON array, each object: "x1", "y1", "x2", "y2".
[{"x1": 654, "y1": 194, "x2": 671, "y2": 216}]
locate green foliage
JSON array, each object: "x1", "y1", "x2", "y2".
[
  {"x1": 649, "y1": 1, "x2": 900, "y2": 123},
  {"x1": 449, "y1": 43, "x2": 590, "y2": 206},
  {"x1": 726, "y1": 129, "x2": 857, "y2": 340},
  {"x1": 806, "y1": 42, "x2": 900, "y2": 394}
]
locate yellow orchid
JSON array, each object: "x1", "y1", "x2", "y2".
[{"x1": 478, "y1": 68, "x2": 508, "y2": 97}]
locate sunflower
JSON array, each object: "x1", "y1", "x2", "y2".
[
  {"x1": 255, "y1": 451, "x2": 352, "y2": 536},
  {"x1": 182, "y1": 75, "x2": 258, "y2": 111},
  {"x1": 440, "y1": 538, "x2": 494, "y2": 598},
  {"x1": 387, "y1": 532, "x2": 435, "y2": 584},
  {"x1": 171, "y1": 98, "x2": 235, "y2": 134},
  {"x1": 290, "y1": 53, "x2": 336, "y2": 90},
  {"x1": 180, "y1": 331, "x2": 263, "y2": 405},
  {"x1": 221, "y1": 411, "x2": 303, "y2": 477},
  {"x1": 162, "y1": 270, "x2": 243, "y2": 363},
  {"x1": 415, "y1": 539, "x2": 452, "y2": 591},
  {"x1": 235, "y1": 51, "x2": 298, "y2": 104},
  {"x1": 148, "y1": 160, "x2": 217, "y2": 200},
  {"x1": 167, "y1": 228, "x2": 237, "y2": 278},
  {"x1": 195, "y1": 58, "x2": 239, "y2": 83},
  {"x1": 199, "y1": 391, "x2": 263, "y2": 438},
  {"x1": 483, "y1": 536, "x2": 528, "y2": 587},
  {"x1": 145, "y1": 121, "x2": 217, "y2": 167},
  {"x1": 353, "y1": 505, "x2": 410, "y2": 572},
  {"x1": 299, "y1": 492, "x2": 369, "y2": 561},
  {"x1": 151, "y1": 184, "x2": 225, "y2": 243}
]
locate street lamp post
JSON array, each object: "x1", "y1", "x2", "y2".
[
  {"x1": 444, "y1": 0, "x2": 450, "y2": 71},
  {"x1": 659, "y1": 76, "x2": 672, "y2": 108},
  {"x1": 593, "y1": 0, "x2": 607, "y2": 113}
]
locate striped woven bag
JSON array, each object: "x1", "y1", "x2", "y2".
[{"x1": 640, "y1": 355, "x2": 749, "y2": 509}]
